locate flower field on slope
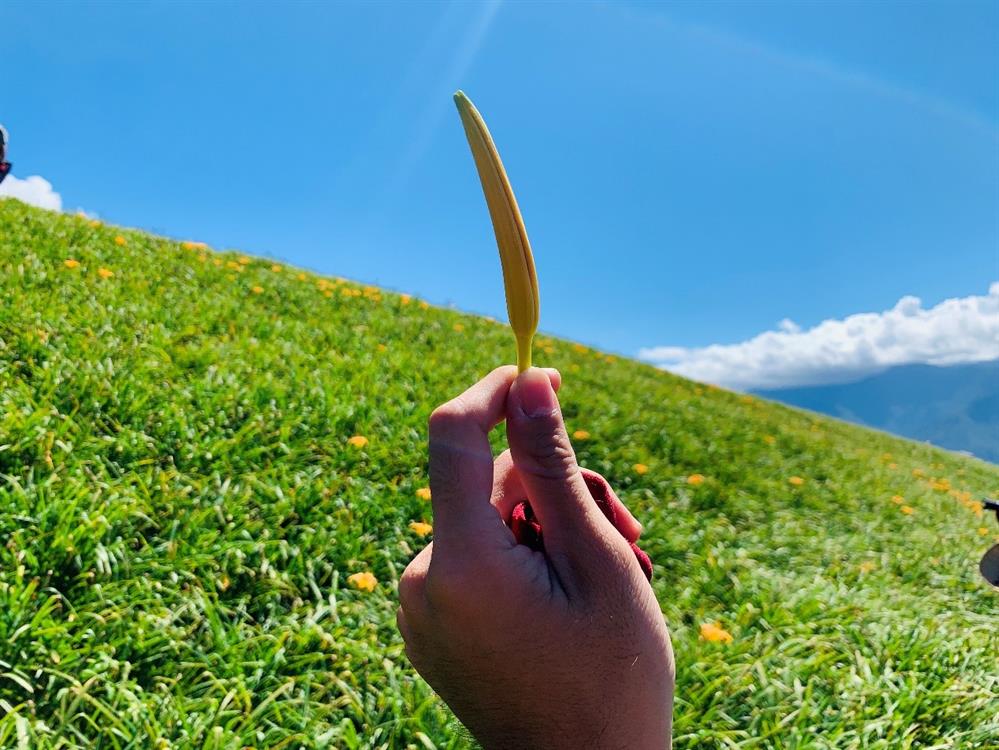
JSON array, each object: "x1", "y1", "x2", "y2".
[{"x1": 0, "y1": 199, "x2": 997, "y2": 749}]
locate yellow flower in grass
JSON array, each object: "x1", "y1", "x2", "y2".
[
  {"x1": 572, "y1": 430, "x2": 590, "y2": 440},
  {"x1": 788, "y1": 476, "x2": 804, "y2": 486},
  {"x1": 453, "y1": 323, "x2": 465, "y2": 333},
  {"x1": 347, "y1": 572, "x2": 377, "y2": 592},
  {"x1": 270, "y1": 264, "x2": 282, "y2": 272},
  {"x1": 251, "y1": 286, "x2": 264, "y2": 294},
  {"x1": 89, "y1": 219, "x2": 101, "y2": 228},
  {"x1": 97, "y1": 267, "x2": 114, "y2": 279},
  {"x1": 891, "y1": 495, "x2": 905, "y2": 505},
  {"x1": 419, "y1": 301, "x2": 430, "y2": 310},
  {"x1": 687, "y1": 474, "x2": 705, "y2": 486},
  {"x1": 409, "y1": 521, "x2": 433, "y2": 538},
  {"x1": 859, "y1": 561, "x2": 877, "y2": 574},
  {"x1": 699, "y1": 622, "x2": 733, "y2": 643},
  {"x1": 400, "y1": 294, "x2": 411, "y2": 305},
  {"x1": 573, "y1": 343, "x2": 587, "y2": 354},
  {"x1": 297, "y1": 272, "x2": 307, "y2": 281},
  {"x1": 347, "y1": 435, "x2": 368, "y2": 448},
  {"x1": 238, "y1": 256, "x2": 251, "y2": 265},
  {"x1": 633, "y1": 463, "x2": 649, "y2": 475},
  {"x1": 63, "y1": 259, "x2": 81, "y2": 269},
  {"x1": 978, "y1": 527, "x2": 989, "y2": 536},
  {"x1": 226, "y1": 260, "x2": 242, "y2": 271},
  {"x1": 114, "y1": 235, "x2": 127, "y2": 246},
  {"x1": 416, "y1": 487, "x2": 432, "y2": 501},
  {"x1": 900, "y1": 505, "x2": 914, "y2": 515}
]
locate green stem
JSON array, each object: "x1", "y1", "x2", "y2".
[{"x1": 516, "y1": 333, "x2": 533, "y2": 373}]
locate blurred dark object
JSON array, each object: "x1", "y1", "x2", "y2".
[
  {"x1": 979, "y1": 498, "x2": 999, "y2": 587},
  {"x1": 0, "y1": 124, "x2": 10, "y2": 185}
]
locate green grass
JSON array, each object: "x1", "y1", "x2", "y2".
[{"x1": 0, "y1": 199, "x2": 997, "y2": 749}]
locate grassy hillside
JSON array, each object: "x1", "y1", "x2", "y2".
[{"x1": 0, "y1": 199, "x2": 997, "y2": 749}]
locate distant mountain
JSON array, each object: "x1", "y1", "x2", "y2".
[{"x1": 756, "y1": 360, "x2": 999, "y2": 464}]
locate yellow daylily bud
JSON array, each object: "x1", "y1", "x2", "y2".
[{"x1": 454, "y1": 90, "x2": 539, "y2": 372}]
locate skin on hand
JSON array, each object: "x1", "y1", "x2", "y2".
[{"x1": 398, "y1": 366, "x2": 675, "y2": 749}]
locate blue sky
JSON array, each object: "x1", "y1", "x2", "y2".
[{"x1": 4, "y1": 1, "x2": 998, "y2": 387}]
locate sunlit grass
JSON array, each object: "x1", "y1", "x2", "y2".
[{"x1": 0, "y1": 199, "x2": 997, "y2": 749}]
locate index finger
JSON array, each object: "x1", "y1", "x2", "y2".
[{"x1": 428, "y1": 366, "x2": 559, "y2": 552}]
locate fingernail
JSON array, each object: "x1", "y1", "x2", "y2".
[{"x1": 517, "y1": 367, "x2": 558, "y2": 418}]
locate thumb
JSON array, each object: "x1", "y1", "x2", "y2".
[{"x1": 505, "y1": 368, "x2": 608, "y2": 548}]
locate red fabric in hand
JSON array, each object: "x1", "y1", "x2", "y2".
[{"x1": 509, "y1": 468, "x2": 653, "y2": 581}]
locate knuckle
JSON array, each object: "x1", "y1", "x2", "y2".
[
  {"x1": 398, "y1": 544, "x2": 433, "y2": 617},
  {"x1": 423, "y1": 559, "x2": 483, "y2": 610},
  {"x1": 489, "y1": 364, "x2": 517, "y2": 381},
  {"x1": 428, "y1": 397, "x2": 467, "y2": 438},
  {"x1": 423, "y1": 570, "x2": 456, "y2": 609},
  {"x1": 398, "y1": 574, "x2": 426, "y2": 617}
]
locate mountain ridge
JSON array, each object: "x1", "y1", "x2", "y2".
[{"x1": 757, "y1": 360, "x2": 999, "y2": 464}]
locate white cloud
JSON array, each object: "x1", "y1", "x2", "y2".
[
  {"x1": 0, "y1": 174, "x2": 63, "y2": 211},
  {"x1": 639, "y1": 284, "x2": 999, "y2": 391},
  {"x1": 777, "y1": 318, "x2": 801, "y2": 334}
]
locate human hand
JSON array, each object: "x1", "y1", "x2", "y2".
[{"x1": 398, "y1": 366, "x2": 674, "y2": 749}]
